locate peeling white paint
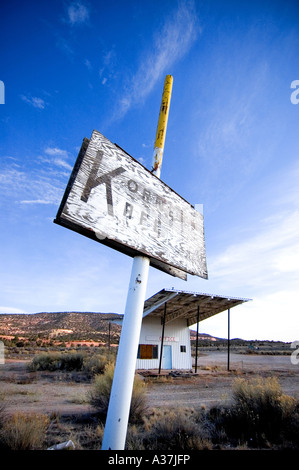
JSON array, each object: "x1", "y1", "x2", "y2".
[{"x1": 57, "y1": 130, "x2": 208, "y2": 279}]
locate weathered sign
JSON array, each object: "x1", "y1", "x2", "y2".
[{"x1": 54, "y1": 130, "x2": 208, "y2": 280}]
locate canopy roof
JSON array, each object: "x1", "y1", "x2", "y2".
[{"x1": 143, "y1": 288, "x2": 251, "y2": 327}]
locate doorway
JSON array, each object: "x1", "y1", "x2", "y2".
[{"x1": 162, "y1": 345, "x2": 172, "y2": 369}]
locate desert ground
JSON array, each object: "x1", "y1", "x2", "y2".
[{"x1": 1, "y1": 351, "x2": 298, "y2": 417}]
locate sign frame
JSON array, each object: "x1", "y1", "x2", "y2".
[{"x1": 54, "y1": 130, "x2": 208, "y2": 280}]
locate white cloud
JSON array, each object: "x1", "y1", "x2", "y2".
[
  {"x1": 0, "y1": 146, "x2": 73, "y2": 208},
  {"x1": 113, "y1": 0, "x2": 200, "y2": 120},
  {"x1": 0, "y1": 167, "x2": 64, "y2": 206},
  {"x1": 19, "y1": 199, "x2": 54, "y2": 205},
  {"x1": 56, "y1": 36, "x2": 74, "y2": 57},
  {"x1": 66, "y1": 1, "x2": 89, "y2": 25},
  {"x1": 21, "y1": 95, "x2": 46, "y2": 109},
  {"x1": 84, "y1": 58, "x2": 92, "y2": 70},
  {"x1": 44, "y1": 147, "x2": 68, "y2": 158},
  {"x1": 53, "y1": 158, "x2": 73, "y2": 171},
  {"x1": 44, "y1": 147, "x2": 73, "y2": 170}
]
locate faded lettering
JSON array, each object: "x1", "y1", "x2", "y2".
[
  {"x1": 81, "y1": 150, "x2": 126, "y2": 216},
  {"x1": 58, "y1": 130, "x2": 208, "y2": 279},
  {"x1": 127, "y1": 179, "x2": 138, "y2": 192},
  {"x1": 124, "y1": 202, "x2": 133, "y2": 219}
]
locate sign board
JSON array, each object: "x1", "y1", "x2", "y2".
[{"x1": 54, "y1": 130, "x2": 208, "y2": 280}]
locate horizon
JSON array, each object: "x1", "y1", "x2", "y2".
[
  {"x1": 0, "y1": 309, "x2": 292, "y2": 344},
  {"x1": 1, "y1": 1, "x2": 298, "y2": 343}
]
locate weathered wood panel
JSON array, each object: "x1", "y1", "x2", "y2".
[{"x1": 54, "y1": 130, "x2": 208, "y2": 280}]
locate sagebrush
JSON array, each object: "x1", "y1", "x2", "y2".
[
  {"x1": 0, "y1": 412, "x2": 49, "y2": 450},
  {"x1": 88, "y1": 363, "x2": 147, "y2": 424},
  {"x1": 205, "y1": 376, "x2": 299, "y2": 448}
]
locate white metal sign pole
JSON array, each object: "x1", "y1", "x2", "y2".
[{"x1": 101, "y1": 75, "x2": 173, "y2": 450}]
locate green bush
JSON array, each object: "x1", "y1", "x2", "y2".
[
  {"x1": 61, "y1": 352, "x2": 84, "y2": 371},
  {"x1": 28, "y1": 352, "x2": 61, "y2": 371},
  {"x1": 28, "y1": 351, "x2": 84, "y2": 372},
  {"x1": 28, "y1": 351, "x2": 113, "y2": 374}
]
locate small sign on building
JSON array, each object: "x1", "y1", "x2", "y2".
[{"x1": 54, "y1": 130, "x2": 208, "y2": 280}]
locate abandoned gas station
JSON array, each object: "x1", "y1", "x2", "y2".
[
  {"x1": 136, "y1": 288, "x2": 250, "y2": 372},
  {"x1": 54, "y1": 76, "x2": 251, "y2": 448}
]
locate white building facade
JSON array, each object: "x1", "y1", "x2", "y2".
[
  {"x1": 112, "y1": 289, "x2": 250, "y2": 372},
  {"x1": 136, "y1": 316, "x2": 192, "y2": 370}
]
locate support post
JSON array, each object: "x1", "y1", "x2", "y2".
[
  {"x1": 101, "y1": 256, "x2": 150, "y2": 450},
  {"x1": 227, "y1": 308, "x2": 230, "y2": 371},
  {"x1": 195, "y1": 305, "x2": 200, "y2": 373},
  {"x1": 101, "y1": 75, "x2": 173, "y2": 450},
  {"x1": 152, "y1": 75, "x2": 173, "y2": 178},
  {"x1": 158, "y1": 302, "x2": 167, "y2": 374}
]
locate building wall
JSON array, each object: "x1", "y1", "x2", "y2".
[{"x1": 135, "y1": 316, "x2": 192, "y2": 370}]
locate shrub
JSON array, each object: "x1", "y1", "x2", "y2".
[
  {"x1": 88, "y1": 363, "x2": 147, "y2": 424},
  {"x1": 60, "y1": 352, "x2": 84, "y2": 371},
  {"x1": 88, "y1": 362, "x2": 114, "y2": 414},
  {"x1": 207, "y1": 376, "x2": 299, "y2": 448},
  {"x1": 28, "y1": 351, "x2": 85, "y2": 372},
  {"x1": 28, "y1": 351, "x2": 111, "y2": 374},
  {"x1": 0, "y1": 412, "x2": 49, "y2": 450},
  {"x1": 0, "y1": 395, "x2": 6, "y2": 431},
  {"x1": 141, "y1": 409, "x2": 212, "y2": 451},
  {"x1": 28, "y1": 352, "x2": 61, "y2": 371},
  {"x1": 83, "y1": 354, "x2": 108, "y2": 375},
  {"x1": 232, "y1": 377, "x2": 297, "y2": 445}
]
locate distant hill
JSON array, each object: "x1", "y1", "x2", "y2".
[
  {"x1": 0, "y1": 311, "x2": 123, "y2": 343},
  {"x1": 189, "y1": 330, "x2": 220, "y2": 342},
  {"x1": 0, "y1": 311, "x2": 221, "y2": 345},
  {"x1": 0, "y1": 312, "x2": 290, "y2": 351}
]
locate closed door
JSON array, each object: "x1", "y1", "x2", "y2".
[{"x1": 162, "y1": 345, "x2": 172, "y2": 369}]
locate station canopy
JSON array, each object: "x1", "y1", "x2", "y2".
[{"x1": 143, "y1": 288, "x2": 251, "y2": 327}]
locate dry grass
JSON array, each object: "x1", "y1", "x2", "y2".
[
  {"x1": 0, "y1": 412, "x2": 49, "y2": 450},
  {"x1": 1, "y1": 350, "x2": 298, "y2": 450},
  {"x1": 137, "y1": 408, "x2": 212, "y2": 451},
  {"x1": 88, "y1": 362, "x2": 148, "y2": 424},
  {"x1": 205, "y1": 376, "x2": 299, "y2": 448},
  {"x1": 0, "y1": 375, "x2": 298, "y2": 450}
]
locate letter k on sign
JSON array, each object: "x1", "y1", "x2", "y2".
[{"x1": 81, "y1": 150, "x2": 126, "y2": 216}]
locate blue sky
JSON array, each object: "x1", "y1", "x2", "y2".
[{"x1": 1, "y1": 0, "x2": 298, "y2": 342}]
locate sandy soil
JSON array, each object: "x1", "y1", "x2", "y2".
[
  {"x1": 0, "y1": 352, "x2": 298, "y2": 417},
  {"x1": 145, "y1": 352, "x2": 299, "y2": 410}
]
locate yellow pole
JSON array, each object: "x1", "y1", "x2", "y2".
[{"x1": 152, "y1": 74, "x2": 173, "y2": 178}]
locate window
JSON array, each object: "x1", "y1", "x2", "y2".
[
  {"x1": 137, "y1": 344, "x2": 158, "y2": 359},
  {"x1": 180, "y1": 345, "x2": 186, "y2": 353}
]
